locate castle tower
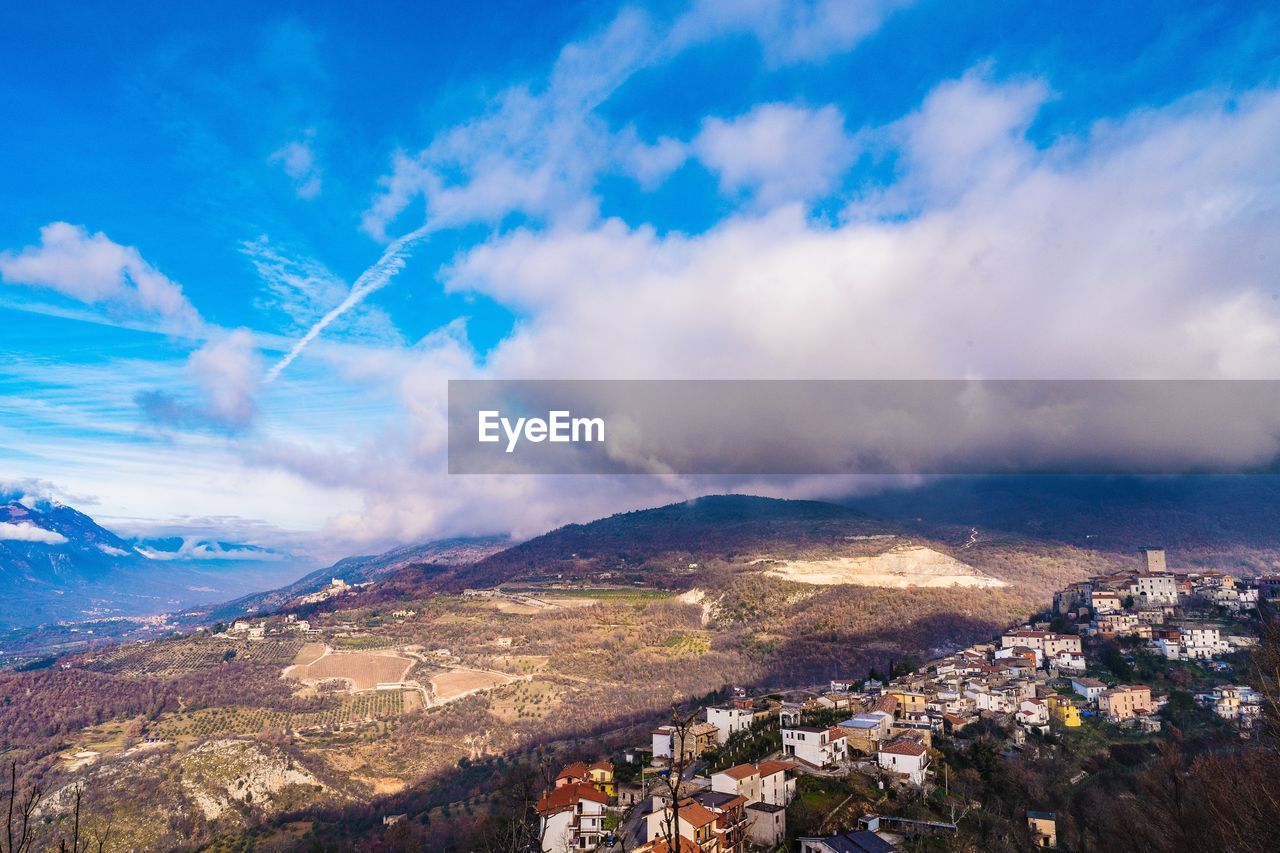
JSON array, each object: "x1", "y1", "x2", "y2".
[{"x1": 1139, "y1": 547, "x2": 1167, "y2": 573}]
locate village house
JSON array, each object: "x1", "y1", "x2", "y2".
[
  {"x1": 653, "y1": 722, "x2": 719, "y2": 762},
  {"x1": 536, "y1": 781, "x2": 610, "y2": 852},
  {"x1": 1047, "y1": 694, "x2": 1082, "y2": 727},
  {"x1": 1098, "y1": 685, "x2": 1154, "y2": 722},
  {"x1": 1131, "y1": 572, "x2": 1179, "y2": 605},
  {"x1": 781, "y1": 725, "x2": 848, "y2": 767},
  {"x1": 1071, "y1": 676, "x2": 1107, "y2": 703},
  {"x1": 745, "y1": 801, "x2": 786, "y2": 848},
  {"x1": 711, "y1": 760, "x2": 795, "y2": 807},
  {"x1": 838, "y1": 711, "x2": 893, "y2": 755},
  {"x1": 1001, "y1": 630, "x2": 1082, "y2": 659},
  {"x1": 555, "y1": 760, "x2": 616, "y2": 797},
  {"x1": 705, "y1": 705, "x2": 754, "y2": 745},
  {"x1": 1027, "y1": 811, "x2": 1057, "y2": 847},
  {"x1": 1016, "y1": 698, "x2": 1050, "y2": 734},
  {"x1": 644, "y1": 798, "x2": 724, "y2": 853},
  {"x1": 876, "y1": 737, "x2": 929, "y2": 786}
]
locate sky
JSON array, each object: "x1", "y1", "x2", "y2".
[{"x1": 1, "y1": 1, "x2": 1278, "y2": 564}]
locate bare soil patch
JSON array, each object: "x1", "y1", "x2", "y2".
[
  {"x1": 285, "y1": 651, "x2": 414, "y2": 691},
  {"x1": 761, "y1": 545, "x2": 1006, "y2": 589}
]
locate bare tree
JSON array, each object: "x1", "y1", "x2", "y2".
[
  {"x1": 57, "y1": 786, "x2": 111, "y2": 853},
  {"x1": 2, "y1": 761, "x2": 42, "y2": 853},
  {"x1": 648, "y1": 706, "x2": 703, "y2": 852}
]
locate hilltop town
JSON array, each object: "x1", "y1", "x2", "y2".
[{"x1": 526, "y1": 548, "x2": 1276, "y2": 851}]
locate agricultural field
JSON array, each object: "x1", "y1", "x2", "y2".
[
  {"x1": 284, "y1": 649, "x2": 415, "y2": 690},
  {"x1": 150, "y1": 690, "x2": 414, "y2": 740},
  {"x1": 486, "y1": 678, "x2": 564, "y2": 722},
  {"x1": 428, "y1": 667, "x2": 518, "y2": 703},
  {"x1": 81, "y1": 636, "x2": 303, "y2": 678}
]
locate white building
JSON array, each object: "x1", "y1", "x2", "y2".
[
  {"x1": 711, "y1": 760, "x2": 795, "y2": 807},
  {"x1": 706, "y1": 705, "x2": 754, "y2": 745},
  {"x1": 1178, "y1": 625, "x2": 1229, "y2": 659},
  {"x1": 536, "y1": 782, "x2": 610, "y2": 852},
  {"x1": 1071, "y1": 677, "x2": 1107, "y2": 703},
  {"x1": 781, "y1": 725, "x2": 847, "y2": 767},
  {"x1": 877, "y1": 738, "x2": 929, "y2": 785},
  {"x1": 1131, "y1": 573, "x2": 1178, "y2": 605}
]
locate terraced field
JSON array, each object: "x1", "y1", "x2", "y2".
[
  {"x1": 151, "y1": 690, "x2": 414, "y2": 739},
  {"x1": 82, "y1": 637, "x2": 303, "y2": 678}
]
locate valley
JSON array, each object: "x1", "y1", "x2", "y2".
[{"x1": 2, "y1": 487, "x2": 1279, "y2": 850}]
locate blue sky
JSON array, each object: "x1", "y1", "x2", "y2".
[{"x1": 1, "y1": 1, "x2": 1278, "y2": 561}]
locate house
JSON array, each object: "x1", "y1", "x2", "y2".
[
  {"x1": 745, "y1": 802, "x2": 786, "y2": 848},
  {"x1": 1016, "y1": 698, "x2": 1050, "y2": 734},
  {"x1": 1090, "y1": 590, "x2": 1122, "y2": 614},
  {"x1": 886, "y1": 690, "x2": 929, "y2": 716},
  {"x1": 782, "y1": 726, "x2": 847, "y2": 767},
  {"x1": 644, "y1": 798, "x2": 723, "y2": 853},
  {"x1": 536, "y1": 781, "x2": 610, "y2": 852},
  {"x1": 799, "y1": 829, "x2": 896, "y2": 853},
  {"x1": 1131, "y1": 572, "x2": 1178, "y2": 605},
  {"x1": 1050, "y1": 650, "x2": 1086, "y2": 673},
  {"x1": 838, "y1": 711, "x2": 893, "y2": 755},
  {"x1": 1047, "y1": 695, "x2": 1081, "y2": 728},
  {"x1": 1071, "y1": 677, "x2": 1107, "y2": 703},
  {"x1": 830, "y1": 679, "x2": 859, "y2": 692},
  {"x1": 756, "y1": 760, "x2": 796, "y2": 806},
  {"x1": 1178, "y1": 625, "x2": 1229, "y2": 659},
  {"x1": 706, "y1": 705, "x2": 754, "y2": 745},
  {"x1": 1002, "y1": 630, "x2": 1082, "y2": 658},
  {"x1": 710, "y1": 760, "x2": 794, "y2": 807},
  {"x1": 1027, "y1": 811, "x2": 1057, "y2": 847},
  {"x1": 687, "y1": 790, "x2": 749, "y2": 853},
  {"x1": 654, "y1": 723, "x2": 719, "y2": 762},
  {"x1": 555, "y1": 760, "x2": 616, "y2": 798},
  {"x1": 1098, "y1": 685, "x2": 1153, "y2": 722},
  {"x1": 247, "y1": 623, "x2": 265, "y2": 640},
  {"x1": 711, "y1": 764, "x2": 761, "y2": 805},
  {"x1": 876, "y1": 738, "x2": 929, "y2": 786}
]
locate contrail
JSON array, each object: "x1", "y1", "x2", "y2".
[{"x1": 265, "y1": 224, "x2": 433, "y2": 383}]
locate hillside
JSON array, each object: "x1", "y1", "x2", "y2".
[
  {"x1": 448, "y1": 495, "x2": 896, "y2": 589},
  {"x1": 189, "y1": 535, "x2": 511, "y2": 622},
  {"x1": 845, "y1": 475, "x2": 1280, "y2": 571},
  {"x1": 8, "y1": 485, "x2": 1278, "y2": 849}
]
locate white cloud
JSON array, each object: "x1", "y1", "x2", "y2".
[
  {"x1": 694, "y1": 103, "x2": 856, "y2": 204},
  {"x1": 134, "y1": 538, "x2": 281, "y2": 561},
  {"x1": 270, "y1": 133, "x2": 322, "y2": 199},
  {"x1": 0, "y1": 521, "x2": 68, "y2": 545},
  {"x1": 670, "y1": 0, "x2": 912, "y2": 65},
  {"x1": 444, "y1": 81, "x2": 1280, "y2": 385},
  {"x1": 0, "y1": 222, "x2": 203, "y2": 333},
  {"x1": 188, "y1": 330, "x2": 263, "y2": 428}
]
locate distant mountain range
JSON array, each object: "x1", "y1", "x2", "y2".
[
  {"x1": 0, "y1": 499, "x2": 300, "y2": 628},
  {"x1": 191, "y1": 535, "x2": 511, "y2": 621},
  {"x1": 8, "y1": 475, "x2": 1280, "y2": 632}
]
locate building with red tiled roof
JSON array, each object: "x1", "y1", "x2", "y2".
[
  {"x1": 877, "y1": 737, "x2": 930, "y2": 785},
  {"x1": 536, "y1": 781, "x2": 610, "y2": 852}
]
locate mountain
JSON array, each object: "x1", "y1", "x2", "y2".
[
  {"x1": 449, "y1": 494, "x2": 889, "y2": 588},
  {"x1": 192, "y1": 535, "x2": 512, "y2": 621},
  {"x1": 843, "y1": 475, "x2": 1280, "y2": 567},
  {"x1": 0, "y1": 499, "x2": 301, "y2": 628}
]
